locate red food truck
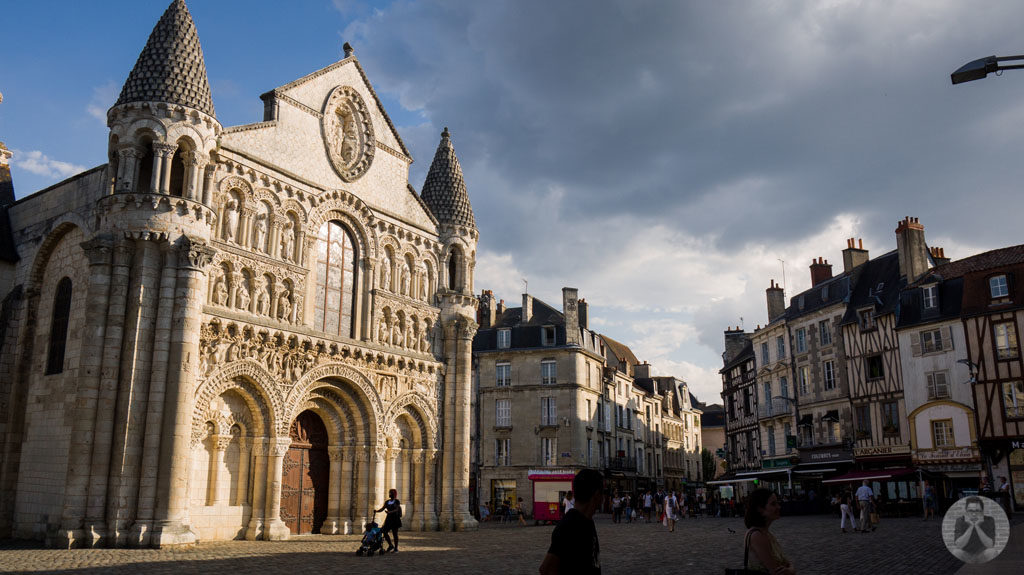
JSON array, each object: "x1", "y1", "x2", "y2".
[{"x1": 529, "y1": 469, "x2": 576, "y2": 524}]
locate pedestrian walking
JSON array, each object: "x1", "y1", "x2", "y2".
[
  {"x1": 624, "y1": 494, "x2": 633, "y2": 524},
  {"x1": 517, "y1": 497, "x2": 528, "y2": 526},
  {"x1": 644, "y1": 490, "x2": 653, "y2": 523},
  {"x1": 743, "y1": 488, "x2": 796, "y2": 575},
  {"x1": 375, "y1": 488, "x2": 403, "y2": 553},
  {"x1": 839, "y1": 492, "x2": 857, "y2": 533},
  {"x1": 611, "y1": 492, "x2": 622, "y2": 523},
  {"x1": 855, "y1": 480, "x2": 873, "y2": 533},
  {"x1": 664, "y1": 491, "x2": 678, "y2": 532},
  {"x1": 923, "y1": 479, "x2": 937, "y2": 521},
  {"x1": 539, "y1": 469, "x2": 604, "y2": 575},
  {"x1": 563, "y1": 490, "x2": 574, "y2": 517}
]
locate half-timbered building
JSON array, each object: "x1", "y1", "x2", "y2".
[{"x1": 720, "y1": 328, "x2": 760, "y2": 491}]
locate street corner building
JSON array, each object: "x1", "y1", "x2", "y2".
[{"x1": 0, "y1": 0, "x2": 481, "y2": 548}]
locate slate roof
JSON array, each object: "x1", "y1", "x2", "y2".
[
  {"x1": 601, "y1": 334, "x2": 640, "y2": 371},
  {"x1": 490, "y1": 297, "x2": 564, "y2": 328},
  {"x1": 785, "y1": 271, "x2": 852, "y2": 321},
  {"x1": 840, "y1": 250, "x2": 901, "y2": 326},
  {"x1": 911, "y1": 244, "x2": 1024, "y2": 286},
  {"x1": 420, "y1": 128, "x2": 475, "y2": 228},
  {"x1": 115, "y1": 0, "x2": 216, "y2": 117}
]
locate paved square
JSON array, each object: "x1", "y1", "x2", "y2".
[{"x1": 0, "y1": 514, "x2": 981, "y2": 574}]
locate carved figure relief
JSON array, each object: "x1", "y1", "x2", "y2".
[
  {"x1": 381, "y1": 256, "x2": 391, "y2": 292},
  {"x1": 213, "y1": 276, "x2": 229, "y2": 306},
  {"x1": 237, "y1": 279, "x2": 251, "y2": 311},
  {"x1": 321, "y1": 85, "x2": 375, "y2": 182},
  {"x1": 277, "y1": 290, "x2": 292, "y2": 321},
  {"x1": 281, "y1": 221, "x2": 295, "y2": 262},
  {"x1": 377, "y1": 374, "x2": 399, "y2": 402},
  {"x1": 378, "y1": 317, "x2": 389, "y2": 343},
  {"x1": 418, "y1": 264, "x2": 428, "y2": 300},
  {"x1": 401, "y1": 263, "x2": 411, "y2": 297},
  {"x1": 256, "y1": 285, "x2": 271, "y2": 316},
  {"x1": 252, "y1": 213, "x2": 267, "y2": 252},
  {"x1": 223, "y1": 199, "x2": 239, "y2": 243}
]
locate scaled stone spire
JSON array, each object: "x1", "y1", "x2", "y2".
[
  {"x1": 421, "y1": 127, "x2": 475, "y2": 228},
  {"x1": 115, "y1": 0, "x2": 215, "y2": 117}
]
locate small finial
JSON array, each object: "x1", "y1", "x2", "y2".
[
  {"x1": 343, "y1": 42, "x2": 354, "y2": 58},
  {"x1": 442, "y1": 126, "x2": 450, "y2": 139}
]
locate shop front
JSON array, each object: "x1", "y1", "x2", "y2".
[
  {"x1": 528, "y1": 469, "x2": 575, "y2": 524},
  {"x1": 913, "y1": 446, "x2": 982, "y2": 503},
  {"x1": 792, "y1": 445, "x2": 854, "y2": 504}
]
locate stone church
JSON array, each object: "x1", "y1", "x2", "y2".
[{"x1": 0, "y1": 0, "x2": 479, "y2": 548}]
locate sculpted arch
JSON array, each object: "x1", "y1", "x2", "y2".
[{"x1": 287, "y1": 362, "x2": 382, "y2": 436}]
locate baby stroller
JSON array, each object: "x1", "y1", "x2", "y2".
[{"x1": 355, "y1": 515, "x2": 386, "y2": 556}]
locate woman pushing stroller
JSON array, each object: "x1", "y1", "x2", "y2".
[{"x1": 376, "y1": 488, "x2": 403, "y2": 553}]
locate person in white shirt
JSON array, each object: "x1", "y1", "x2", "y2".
[
  {"x1": 855, "y1": 480, "x2": 874, "y2": 533},
  {"x1": 563, "y1": 490, "x2": 574, "y2": 516},
  {"x1": 643, "y1": 491, "x2": 653, "y2": 523},
  {"x1": 664, "y1": 491, "x2": 678, "y2": 532}
]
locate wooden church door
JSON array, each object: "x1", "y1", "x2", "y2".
[{"x1": 281, "y1": 410, "x2": 330, "y2": 534}]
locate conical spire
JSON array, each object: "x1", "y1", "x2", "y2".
[
  {"x1": 115, "y1": 0, "x2": 215, "y2": 117},
  {"x1": 421, "y1": 127, "x2": 475, "y2": 228}
]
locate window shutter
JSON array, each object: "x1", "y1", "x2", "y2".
[
  {"x1": 911, "y1": 332, "x2": 922, "y2": 357},
  {"x1": 946, "y1": 325, "x2": 955, "y2": 350}
]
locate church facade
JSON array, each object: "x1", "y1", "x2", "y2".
[{"x1": 0, "y1": 0, "x2": 479, "y2": 548}]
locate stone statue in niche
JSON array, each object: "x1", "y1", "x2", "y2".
[
  {"x1": 418, "y1": 265, "x2": 428, "y2": 300},
  {"x1": 281, "y1": 220, "x2": 295, "y2": 262},
  {"x1": 223, "y1": 199, "x2": 239, "y2": 243},
  {"x1": 420, "y1": 320, "x2": 431, "y2": 353},
  {"x1": 213, "y1": 276, "x2": 228, "y2": 306},
  {"x1": 252, "y1": 213, "x2": 267, "y2": 252},
  {"x1": 236, "y1": 281, "x2": 250, "y2": 311},
  {"x1": 277, "y1": 289, "x2": 292, "y2": 321},
  {"x1": 381, "y1": 256, "x2": 391, "y2": 291},
  {"x1": 293, "y1": 294, "x2": 304, "y2": 323},
  {"x1": 406, "y1": 322, "x2": 415, "y2": 350},
  {"x1": 378, "y1": 317, "x2": 390, "y2": 344},
  {"x1": 401, "y1": 263, "x2": 411, "y2": 296},
  {"x1": 256, "y1": 284, "x2": 270, "y2": 316},
  {"x1": 391, "y1": 318, "x2": 402, "y2": 347}
]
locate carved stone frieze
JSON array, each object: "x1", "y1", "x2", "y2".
[
  {"x1": 321, "y1": 85, "x2": 375, "y2": 182},
  {"x1": 179, "y1": 235, "x2": 216, "y2": 270}
]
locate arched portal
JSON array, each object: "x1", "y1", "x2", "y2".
[{"x1": 281, "y1": 410, "x2": 329, "y2": 534}]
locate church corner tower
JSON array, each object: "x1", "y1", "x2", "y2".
[{"x1": 421, "y1": 127, "x2": 479, "y2": 531}]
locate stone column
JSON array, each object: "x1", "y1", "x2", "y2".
[
  {"x1": 116, "y1": 147, "x2": 140, "y2": 193},
  {"x1": 83, "y1": 237, "x2": 134, "y2": 545},
  {"x1": 411, "y1": 449, "x2": 425, "y2": 531},
  {"x1": 149, "y1": 144, "x2": 164, "y2": 194},
  {"x1": 155, "y1": 143, "x2": 177, "y2": 195},
  {"x1": 339, "y1": 445, "x2": 354, "y2": 534},
  {"x1": 244, "y1": 439, "x2": 269, "y2": 540},
  {"x1": 439, "y1": 322, "x2": 457, "y2": 530},
  {"x1": 324, "y1": 446, "x2": 343, "y2": 534},
  {"x1": 229, "y1": 271, "x2": 242, "y2": 310},
  {"x1": 201, "y1": 164, "x2": 217, "y2": 205},
  {"x1": 236, "y1": 437, "x2": 251, "y2": 507},
  {"x1": 423, "y1": 449, "x2": 438, "y2": 530},
  {"x1": 263, "y1": 437, "x2": 291, "y2": 540},
  {"x1": 209, "y1": 434, "x2": 232, "y2": 505},
  {"x1": 373, "y1": 445, "x2": 387, "y2": 514},
  {"x1": 152, "y1": 236, "x2": 215, "y2": 548},
  {"x1": 185, "y1": 151, "x2": 204, "y2": 201},
  {"x1": 56, "y1": 236, "x2": 113, "y2": 548},
  {"x1": 452, "y1": 319, "x2": 479, "y2": 530},
  {"x1": 355, "y1": 445, "x2": 371, "y2": 527},
  {"x1": 386, "y1": 447, "x2": 399, "y2": 497}
]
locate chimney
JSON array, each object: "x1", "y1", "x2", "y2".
[
  {"x1": 842, "y1": 238, "x2": 869, "y2": 273},
  {"x1": 929, "y1": 246, "x2": 950, "y2": 267},
  {"x1": 477, "y1": 290, "x2": 496, "y2": 329},
  {"x1": 522, "y1": 293, "x2": 533, "y2": 324},
  {"x1": 635, "y1": 361, "x2": 652, "y2": 379},
  {"x1": 722, "y1": 327, "x2": 750, "y2": 365},
  {"x1": 578, "y1": 298, "x2": 589, "y2": 329},
  {"x1": 562, "y1": 287, "x2": 581, "y2": 346},
  {"x1": 810, "y1": 257, "x2": 833, "y2": 287},
  {"x1": 497, "y1": 299, "x2": 506, "y2": 316},
  {"x1": 766, "y1": 279, "x2": 785, "y2": 322},
  {"x1": 895, "y1": 216, "x2": 931, "y2": 282}
]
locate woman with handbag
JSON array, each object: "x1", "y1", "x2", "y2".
[
  {"x1": 375, "y1": 489, "x2": 403, "y2": 553},
  {"x1": 727, "y1": 488, "x2": 795, "y2": 575}
]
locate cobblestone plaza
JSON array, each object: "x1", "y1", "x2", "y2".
[{"x1": 3, "y1": 514, "x2": 1020, "y2": 574}]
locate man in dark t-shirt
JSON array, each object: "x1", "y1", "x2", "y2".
[
  {"x1": 539, "y1": 469, "x2": 603, "y2": 575},
  {"x1": 952, "y1": 496, "x2": 996, "y2": 562}
]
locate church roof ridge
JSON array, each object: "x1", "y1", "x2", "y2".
[
  {"x1": 420, "y1": 128, "x2": 476, "y2": 228},
  {"x1": 115, "y1": 0, "x2": 216, "y2": 117}
]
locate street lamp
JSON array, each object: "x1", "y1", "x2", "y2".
[{"x1": 951, "y1": 54, "x2": 1024, "y2": 84}]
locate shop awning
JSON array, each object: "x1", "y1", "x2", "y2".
[
  {"x1": 798, "y1": 414, "x2": 813, "y2": 426},
  {"x1": 821, "y1": 467, "x2": 918, "y2": 484},
  {"x1": 821, "y1": 410, "x2": 840, "y2": 422},
  {"x1": 793, "y1": 467, "x2": 837, "y2": 474}
]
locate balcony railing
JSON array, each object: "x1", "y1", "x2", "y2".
[
  {"x1": 606, "y1": 456, "x2": 637, "y2": 472},
  {"x1": 758, "y1": 397, "x2": 794, "y2": 419}
]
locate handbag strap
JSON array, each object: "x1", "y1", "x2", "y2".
[{"x1": 743, "y1": 528, "x2": 758, "y2": 569}]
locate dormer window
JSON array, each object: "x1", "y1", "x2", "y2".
[
  {"x1": 541, "y1": 325, "x2": 556, "y2": 346},
  {"x1": 922, "y1": 284, "x2": 938, "y2": 310},
  {"x1": 497, "y1": 328, "x2": 511, "y2": 349},
  {"x1": 858, "y1": 308, "x2": 876, "y2": 331},
  {"x1": 798, "y1": 295, "x2": 805, "y2": 310},
  {"x1": 990, "y1": 275, "x2": 1009, "y2": 299}
]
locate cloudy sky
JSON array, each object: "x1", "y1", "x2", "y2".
[{"x1": 3, "y1": 0, "x2": 1024, "y2": 404}]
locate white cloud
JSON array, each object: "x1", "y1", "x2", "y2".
[
  {"x1": 12, "y1": 150, "x2": 87, "y2": 180},
  {"x1": 86, "y1": 82, "x2": 119, "y2": 123}
]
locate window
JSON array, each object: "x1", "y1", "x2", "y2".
[
  {"x1": 764, "y1": 382, "x2": 772, "y2": 404},
  {"x1": 542, "y1": 437, "x2": 557, "y2": 466},
  {"x1": 798, "y1": 366, "x2": 810, "y2": 395},
  {"x1": 859, "y1": 308, "x2": 876, "y2": 331},
  {"x1": 495, "y1": 399, "x2": 511, "y2": 427},
  {"x1": 784, "y1": 422, "x2": 793, "y2": 453},
  {"x1": 855, "y1": 405, "x2": 871, "y2": 438},
  {"x1": 994, "y1": 322, "x2": 1020, "y2": 360},
  {"x1": 767, "y1": 425, "x2": 776, "y2": 456},
  {"x1": 603, "y1": 403, "x2": 611, "y2": 431},
  {"x1": 542, "y1": 325, "x2": 556, "y2": 346},
  {"x1": 990, "y1": 275, "x2": 1009, "y2": 299},
  {"x1": 922, "y1": 285, "x2": 938, "y2": 310},
  {"x1": 587, "y1": 399, "x2": 593, "y2": 426},
  {"x1": 796, "y1": 328, "x2": 807, "y2": 353},
  {"x1": 541, "y1": 397, "x2": 557, "y2": 426},
  {"x1": 800, "y1": 423, "x2": 813, "y2": 446},
  {"x1": 314, "y1": 221, "x2": 357, "y2": 337},
  {"x1": 495, "y1": 362, "x2": 511, "y2": 387},
  {"x1": 823, "y1": 360, "x2": 836, "y2": 391},
  {"x1": 45, "y1": 277, "x2": 73, "y2": 375},
  {"x1": 921, "y1": 328, "x2": 945, "y2": 354},
  {"x1": 819, "y1": 320, "x2": 832, "y2": 346},
  {"x1": 495, "y1": 438, "x2": 510, "y2": 465},
  {"x1": 780, "y1": 376, "x2": 789, "y2": 398},
  {"x1": 866, "y1": 355, "x2": 884, "y2": 380},
  {"x1": 587, "y1": 438, "x2": 593, "y2": 466},
  {"x1": 882, "y1": 401, "x2": 900, "y2": 436},
  {"x1": 761, "y1": 342, "x2": 770, "y2": 364},
  {"x1": 776, "y1": 335, "x2": 785, "y2": 358},
  {"x1": 1004, "y1": 381, "x2": 1024, "y2": 419},
  {"x1": 541, "y1": 360, "x2": 557, "y2": 384},
  {"x1": 932, "y1": 420, "x2": 954, "y2": 449},
  {"x1": 497, "y1": 328, "x2": 511, "y2": 349},
  {"x1": 827, "y1": 420, "x2": 840, "y2": 443},
  {"x1": 927, "y1": 371, "x2": 950, "y2": 399}
]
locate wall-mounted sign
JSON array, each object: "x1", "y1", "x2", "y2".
[
  {"x1": 914, "y1": 447, "x2": 979, "y2": 462},
  {"x1": 854, "y1": 445, "x2": 911, "y2": 457}
]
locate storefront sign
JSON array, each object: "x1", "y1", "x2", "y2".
[
  {"x1": 919, "y1": 463, "x2": 982, "y2": 473},
  {"x1": 1009, "y1": 438, "x2": 1024, "y2": 450},
  {"x1": 854, "y1": 445, "x2": 911, "y2": 457},
  {"x1": 914, "y1": 447, "x2": 979, "y2": 462},
  {"x1": 800, "y1": 447, "x2": 854, "y2": 464},
  {"x1": 762, "y1": 458, "x2": 794, "y2": 469}
]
